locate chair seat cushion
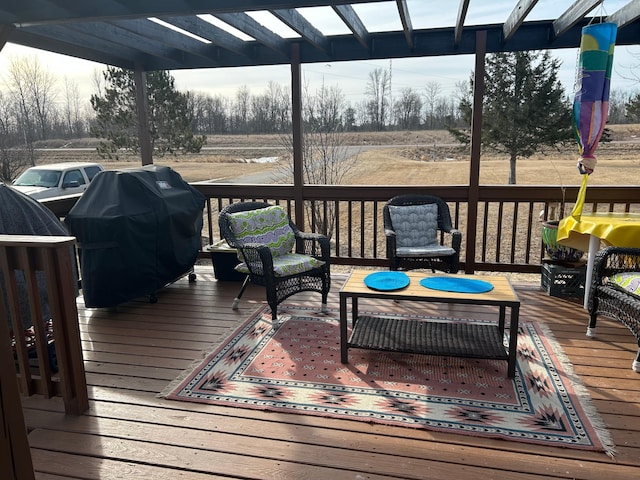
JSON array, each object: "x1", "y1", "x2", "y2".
[
  {"x1": 607, "y1": 271, "x2": 640, "y2": 299},
  {"x1": 388, "y1": 203, "x2": 439, "y2": 248},
  {"x1": 236, "y1": 253, "x2": 325, "y2": 277},
  {"x1": 396, "y1": 245, "x2": 456, "y2": 258},
  {"x1": 228, "y1": 205, "x2": 295, "y2": 259}
]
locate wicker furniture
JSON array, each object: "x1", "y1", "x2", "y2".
[
  {"x1": 587, "y1": 246, "x2": 640, "y2": 372},
  {"x1": 339, "y1": 270, "x2": 521, "y2": 378},
  {"x1": 383, "y1": 194, "x2": 461, "y2": 273},
  {"x1": 218, "y1": 202, "x2": 331, "y2": 321}
]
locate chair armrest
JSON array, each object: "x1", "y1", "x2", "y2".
[
  {"x1": 295, "y1": 231, "x2": 331, "y2": 262},
  {"x1": 236, "y1": 243, "x2": 274, "y2": 276},
  {"x1": 444, "y1": 228, "x2": 462, "y2": 252},
  {"x1": 589, "y1": 246, "x2": 640, "y2": 307}
]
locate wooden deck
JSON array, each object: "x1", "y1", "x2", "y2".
[{"x1": 20, "y1": 266, "x2": 640, "y2": 479}]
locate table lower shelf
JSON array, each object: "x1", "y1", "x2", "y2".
[{"x1": 348, "y1": 316, "x2": 508, "y2": 360}]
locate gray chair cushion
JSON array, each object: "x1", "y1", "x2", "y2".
[{"x1": 389, "y1": 203, "x2": 439, "y2": 248}]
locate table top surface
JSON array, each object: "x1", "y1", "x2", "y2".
[
  {"x1": 340, "y1": 270, "x2": 520, "y2": 305},
  {"x1": 558, "y1": 212, "x2": 640, "y2": 250}
]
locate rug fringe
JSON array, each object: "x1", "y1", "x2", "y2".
[
  {"x1": 157, "y1": 304, "x2": 268, "y2": 398},
  {"x1": 535, "y1": 321, "x2": 617, "y2": 458}
]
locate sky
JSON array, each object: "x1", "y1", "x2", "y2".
[{"x1": 1, "y1": 1, "x2": 639, "y2": 107}]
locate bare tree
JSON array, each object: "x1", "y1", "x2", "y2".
[
  {"x1": 423, "y1": 81, "x2": 441, "y2": 129},
  {"x1": 62, "y1": 77, "x2": 84, "y2": 138},
  {"x1": 233, "y1": 85, "x2": 250, "y2": 134},
  {"x1": 0, "y1": 91, "x2": 31, "y2": 182},
  {"x1": 280, "y1": 81, "x2": 358, "y2": 236},
  {"x1": 7, "y1": 55, "x2": 57, "y2": 143},
  {"x1": 365, "y1": 68, "x2": 391, "y2": 130},
  {"x1": 265, "y1": 81, "x2": 291, "y2": 133},
  {"x1": 394, "y1": 87, "x2": 422, "y2": 130}
]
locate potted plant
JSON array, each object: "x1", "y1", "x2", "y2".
[{"x1": 541, "y1": 201, "x2": 584, "y2": 263}]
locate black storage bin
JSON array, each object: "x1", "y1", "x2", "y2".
[
  {"x1": 541, "y1": 261, "x2": 586, "y2": 299},
  {"x1": 205, "y1": 240, "x2": 245, "y2": 281},
  {"x1": 65, "y1": 165, "x2": 205, "y2": 308}
]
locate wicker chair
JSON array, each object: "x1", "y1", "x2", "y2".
[
  {"x1": 587, "y1": 246, "x2": 640, "y2": 372},
  {"x1": 218, "y1": 202, "x2": 331, "y2": 321},
  {"x1": 383, "y1": 194, "x2": 462, "y2": 273}
]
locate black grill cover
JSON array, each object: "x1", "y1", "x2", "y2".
[{"x1": 65, "y1": 165, "x2": 205, "y2": 308}]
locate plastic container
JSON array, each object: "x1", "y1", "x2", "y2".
[{"x1": 206, "y1": 240, "x2": 245, "y2": 281}]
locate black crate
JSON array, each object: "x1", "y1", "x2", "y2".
[
  {"x1": 205, "y1": 241, "x2": 245, "y2": 281},
  {"x1": 541, "y1": 262, "x2": 586, "y2": 298}
]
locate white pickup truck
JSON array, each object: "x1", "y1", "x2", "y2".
[{"x1": 12, "y1": 162, "x2": 104, "y2": 200}]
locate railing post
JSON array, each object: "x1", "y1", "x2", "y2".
[
  {"x1": 465, "y1": 30, "x2": 487, "y2": 274},
  {"x1": 0, "y1": 235, "x2": 88, "y2": 415},
  {"x1": 0, "y1": 301, "x2": 35, "y2": 480}
]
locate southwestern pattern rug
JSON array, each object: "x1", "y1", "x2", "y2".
[{"x1": 162, "y1": 305, "x2": 614, "y2": 455}]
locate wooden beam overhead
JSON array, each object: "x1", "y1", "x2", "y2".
[
  {"x1": 272, "y1": 8, "x2": 330, "y2": 53},
  {"x1": 553, "y1": 0, "x2": 602, "y2": 38},
  {"x1": 333, "y1": 4, "x2": 370, "y2": 50},
  {"x1": 113, "y1": 18, "x2": 218, "y2": 63},
  {"x1": 607, "y1": 0, "x2": 640, "y2": 27},
  {"x1": 455, "y1": 0, "x2": 470, "y2": 45},
  {"x1": 503, "y1": 0, "x2": 539, "y2": 43},
  {"x1": 2, "y1": 1, "x2": 379, "y2": 25},
  {"x1": 395, "y1": 0, "x2": 413, "y2": 49},
  {"x1": 214, "y1": 12, "x2": 290, "y2": 59},
  {"x1": 2, "y1": 2, "x2": 640, "y2": 72},
  {"x1": 159, "y1": 15, "x2": 252, "y2": 58}
]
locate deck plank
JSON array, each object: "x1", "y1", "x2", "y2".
[{"x1": 21, "y1": 267, "x2": 640, "y2": 479}]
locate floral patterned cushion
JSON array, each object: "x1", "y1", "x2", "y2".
[
  {"x1": 235, "y1": 253, "x2": 325, "y2": 277},
  {"x1": 228, "y1": 205, "x2": 295, "y2": 259},
  {"x1": 608, "y1": 272, "x2": 640, "y2": 298}
]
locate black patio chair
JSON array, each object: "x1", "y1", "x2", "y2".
[
  {"x1": 383, "y1": 194, "x2": 461, "y2": 273},
  {"x1": 218, "y1": 202, "x2": 331, "y2": 321},
  {"x1": 587, "y1": 246, "x2": 640, "y2": 372}
]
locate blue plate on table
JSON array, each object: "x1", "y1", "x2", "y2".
[
  {"x1": 364, "y1": 271, "x2": 410, "y2": 291},
  {"x1": 420, "y1": 276, "x2": 494, "y2": 293}
]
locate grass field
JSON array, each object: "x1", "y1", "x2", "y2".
[{"x1": 33, "y1": 125, "x2": 640, "y2": 186}]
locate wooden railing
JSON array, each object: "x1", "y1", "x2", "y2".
[
  {"x1": 0, "y1": 273, "x2": 35, "y2": 479},
  {"x1": 193, "y1": 183, "x2": 640, "y2": 273},
  {"x1": 0, "y1": 235, "x2": 88, "y2": 415},
  {"x1": 42, "y1": 184, "x2": 640, "y2": 274}
]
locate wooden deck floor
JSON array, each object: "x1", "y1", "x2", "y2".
[{"x1": 20, "y1": 266, "x2": 640, "y2": 479}]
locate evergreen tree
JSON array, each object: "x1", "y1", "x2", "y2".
[
  {"x1": 453, "y1": 51, "x2": 572, "y2": 184},
  {"x1": 90, "y1": 67, "x2": 206, "y2": 159},
  {"x1": 626, "y1": 92, "x2": 640, "y2": 122}
]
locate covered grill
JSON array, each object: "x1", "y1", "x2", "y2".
[{"x1": 65, "y1": 165, "x2": 205, "y2": 308}]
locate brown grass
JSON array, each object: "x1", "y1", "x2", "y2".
[{"x1": 34, "y1": 125, "x2": 640, "y2": 186}]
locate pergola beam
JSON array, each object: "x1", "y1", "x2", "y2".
[
  {"x1": 454, "y1": 0, "x2": 470, "y2": 45},
  {"x1": 395, "y1": 0, "x2": 413, "y2": 49},
  {"x1": 503, "y1": 0, "x2": 539, "y2": 43},
  {"x1": 607, "y1": 0, "x2": 640, "y2": 27},
  {"x1": 554, "y1": 1, "x2": 602, "y2": 38},
  {"x1": 333, "y1": 4, "x2": 370, "y2": 50}
]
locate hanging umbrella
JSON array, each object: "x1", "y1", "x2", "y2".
[{"x1": 557, "y1": 22, "x2": 617, "y2": 250}]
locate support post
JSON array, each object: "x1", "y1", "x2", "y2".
[
  {"x1": 465, "y1": 30, "x2": 486, "y2": 274},
  {"x1": 0, "y1": 25, "x2": 14, "y2": 52},
  {"x1": 134, "y1": 65, "x2": 153, "y2": 165},
  {"x1": 290, "y1": 43, "x2": 305, "y2": 230}
]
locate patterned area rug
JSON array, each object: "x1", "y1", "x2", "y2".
[{"x1": 162, "y1": 305, "x2": 614, "y2": 455}]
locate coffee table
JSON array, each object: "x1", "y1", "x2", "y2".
[{"x1": 339, "y1": 270, "x2": 521, "y2": 378}]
